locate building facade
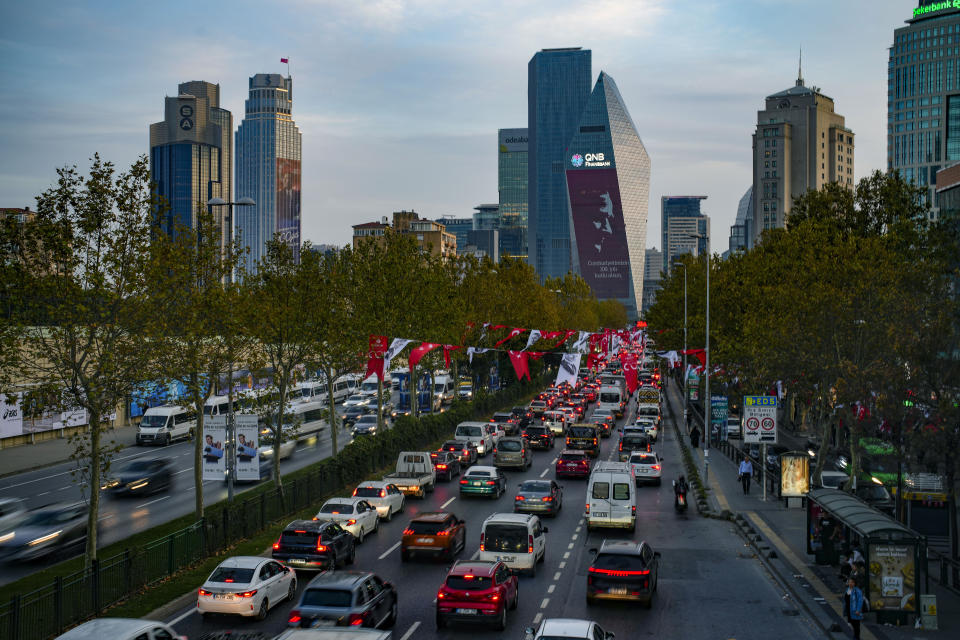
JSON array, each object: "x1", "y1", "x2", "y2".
[
  {"x1": 726, "y1": 187, "x2": 753, "y2": 257},
  {"x1": 235, "y1": 73, "x2": 303, "y2": 273},
  {"x1": 435, "y1": 216, "x2": 473, "y2": 250},
  {"x1": 641, "y1": 247, "x2": 662, "y2": 315},
  {"x1": 149, "y1": 81, "x2": 232, "y2": 249},
  {"x1": 352, "y1": 211, "x2": 456, "y2": 258},
  {"x1": 564, "y1": 72, "x2": 650, "y2": 321},
  {"x1": 498, "y1": 128, "x2": 529, "y2": 260},
  {"x1": 751, "y1": 71, "x2": 854, "y2": 245},
  {"x1": 528, "y1": 48, "x2": 592, "y2": 280},
  {"x1": 661, "y1": 196, "x2": 708, "y2": 274},
  {"x1": 889, "y1": 1, "x2": 960, "y2": 219}
]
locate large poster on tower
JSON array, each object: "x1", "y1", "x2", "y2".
[{"x1": 276, "y1": 158, "x2": 301, "y2": 259}]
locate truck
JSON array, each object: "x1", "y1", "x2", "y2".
[{"x1": 382, "y1": 451, "x2": 436, "y2": 498}]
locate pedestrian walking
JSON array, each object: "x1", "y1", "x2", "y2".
[
  {"x1": 738, "y1": 457, "x2": 753, "y2": 495},
  {"x1": 844, "y1": 576, "x2": 864, "y2": 639},
  {"x1": 690, "y1": 425, "x2": 700, "y2": 449}
]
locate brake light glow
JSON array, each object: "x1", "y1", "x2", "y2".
[
  {"x1": 352, "y1": 488, "x2": 358, "y2": 496},
  {"x1": 485, "y1": 480, "x2": 496, "y2": 486},
  {"x1": 486, "y1": 592, "x2": 500, "y2": 601},
  {"x1": 515, "y1": 495, "x2": 525, "y2": 501},
  {"x1": 437, "y1": 590, "x2": 447, "y2": 599},
  {"x1": 238, "y1": 589, "x2": 258, "y2": 598},
  {"x1": 317, "y1": 543, "x2": 328, "y2": 552},
  {"x1": 459, "y1": 479, "x2": 468, "y2": 484},
  {"x1": 652, "y1": 464, "x2": 661, "y2": 471},
  {"x1": 437, "y1": 464, "x2": 447, "y2": 470},
  {"x1": 349, "y1": 616, "x2": 364, "y2": 626},
  {"x1": 346, "y1": 519, "x2": 357, "y2": 526},
  {"x1": 403, "y1": 528, "x2": 414, "y2": 535},
  {"x1": 480, "y1": 532, "x2": 485, "y2": 551},
  {"x1": 380, "y1": 489, "x2": 386, "y2": 498},
  {"x1": 542, "y1": 496, "x2": 553, "y2": 502},
  {"x1": 224, "y1": 578, "x2": 234, "y2": 583},
  {"x1": 528, "y1": 534, "x2": 534, "y2": 554},
  {"x1": 198, "y1": 588, "x2": 212, "y2": 596},
  {"x1": 588, "y1": 566, "x2": 650, "y2": 577},
  {"x1": 272, "y1": 537, "x2": 281, "y2": 550},
  {"x1": 585, "y1": 503, "x2": 590, "y2": 514},
  {"x1": 288, "y1": 610, "x2": 301, "y2": 624}
]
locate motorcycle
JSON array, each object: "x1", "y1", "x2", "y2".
[{"x1": 673, "y1": 477, "x2": 689, "y2": 513}]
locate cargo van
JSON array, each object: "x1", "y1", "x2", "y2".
[
  {"x1": 136, "y1": 405, "x2": 195, "y2": 446},
  {"x1": 455, "y1": 421, "x2": 498, "y2": 456},
  {"x1": 478, "y1": 512, "x2": 548, "y2": 576},
  {"x1": 542, "y1": 410, "x2": 568, "y2": 436},
  {"x1": 596, "y1": 385, "x2": 624, "y2": 418},
  {"x1": 586, "y1": 462, "x2": 636, "y2": 531},
  {"x1": 433, "y1": 374, "x2": 455, "y2": 405}
]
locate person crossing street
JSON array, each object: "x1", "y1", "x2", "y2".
[{"x1": 738, "y1": 457, "x2": 753, "y2": 495}]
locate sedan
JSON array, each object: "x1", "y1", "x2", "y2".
[
  {"x1": 352, "y1": 481, "x2": 405, "y2": 521},
  {"x1": 287, "y1": 571, "x2": 397, "y2": 630},
  {"x1": 514, "y1": 479, "x2": 563, "y2": 517},
  {"x1": 342, "y1": 394, "x2": 371, "y2": 409},
  {"x1": 352, "y1": 414, "x2": 380, "y2": 437},
  {"x1": 197, "y1": 556, "x2": 297, "y2": 621},
  {"x1": 431, "y1": 451, "x2": 463, "y2": 481},
  {"x1": 101, "y1": 458, "x2": 173, "y2": 495},
  {"x1": 313, "y1": 498, "x2": 380, "y2": 542},
  {"x1": 459, "y1": 466, "x2": 507, "y2": 499}
]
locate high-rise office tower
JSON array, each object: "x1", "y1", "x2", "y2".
[
  {"x1": 150, "y1": 81, "x2": 232, "y2": 248},
  {"x1": 498, "y1": 128, "x2": 529, "y2": 260},
  {"x1": 726, "y1": 187, "x2": 753, "y2": 257},
  {"x1": 235, "y1": 73, "x2": 302, "y2": 273},
  {"x1": 564, "y1": 72, "x2": 650, "y2": 321},
  {"x1": 889, "y1": 1, "x2": 960, "y2": 220},
  {"x1": 642, "y1": 247, "x2": 662, "y2": 315},
  {"x1": 528, "y1": 48, "x2": 592, "y2": 280},
  {"x1": 751, "y1": 66, "x2": 854, "y2": 245},
  {"x1": 661, "y1": 196, "x2": 708, "y2": 274}
]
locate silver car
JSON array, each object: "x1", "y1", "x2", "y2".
[
  {"x1": 288, "y1": 571, "x2": 398, "y2": 630},
  {"x1": 493, "y1": 437, "x2": 532, "y2": 470}
]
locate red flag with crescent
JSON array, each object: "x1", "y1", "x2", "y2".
[
  {"x1": 621, "y1": 352, "x2": 639, "y2": 393},
  {"x1": 442, "y1": 345, "x2": 462, "y2": 369},
  {"x1": 507, "y1": 351, "x2": 530, "y2": 381},
  {"x1": 409, "y1": 342, "x2": 441, "y2": 369},
  {"x1": 365, "y1": 335, "x2": 388, "y2": 381},
  {"x1": 494, "y1": 327, "x2": 527, "y2": 348}
]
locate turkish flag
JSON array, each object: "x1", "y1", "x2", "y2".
[
  {"x1": 507, "y1": 351, "x2": 530, "y2": 381},
  {"x1": 494, "y1": 327, "x2": 527, "y2": 348},
  {"x1": 680, "y1": 348, "x2": 706, "y2": 366},
  {"x1": 442, "y1": 345, "x2": 462, "y2": 369},
  {"x1": 365, "y1": 356, "x2": 385, "y2": 382},
  {"x1": 409, "y1": 342, "x2": 441, "y2": 369},
  {"x1": 586, "y1": 352, "x2": 602, "y2": 371},
  {"x1": 621, "y1": 353, "x2": 639, "y2": 393},
  {"x1": 551, "y1": 329, "x2": 577, "y2": 350},
  {"x1": 368, "y1": 335, "x2": 388, "y2": 358}
]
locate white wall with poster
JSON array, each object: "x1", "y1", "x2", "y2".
[
  {"x1": 202, "y1": 416, "x2": 227, "y2": 481},
  {"x1": 0, "y1": 392, "x2": 23, "y2": 438},
  {"x1": 235, "y1": 414, "x2": 261, "y2": 481}
]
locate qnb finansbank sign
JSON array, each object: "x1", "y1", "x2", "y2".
[
  {"x1": 571, "y1": 152, "x2": 612, "y2": 168},
  {"x1": 914, "y1": 1, "x2": 960, "y2": 19}
]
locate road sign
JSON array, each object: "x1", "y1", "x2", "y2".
[{"x1": 743, "y1": 395, "x2": 777, "y2": 443}]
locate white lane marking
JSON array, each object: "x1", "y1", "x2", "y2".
[
  {"x1": 379, "y1": 541, "x2": 401, "y2": 560},
  {"x1": 0, "y1": 447, "x2": 161, "y2": 490},
  {"x1": 440, "y1": 497, "x2": 456, "y2": 509},
  {"x1": 540, "y1": 598, "x2": 550, "y2": 608},
  {"x1": 575, "y1": 526, "x2": 582, "y2": 533},
  {"x1": 558, "y1": 561, "x2": 566, "y2": 569},
  {"x1": 37, "y1": 491, "x2": 50, "y2": 496},
  {"x1": 58, "y1": 486, "x2": 71, "y2": 491},
  {"x1": 572, "y1": 534, "x2": 578, "y2": 541},
  {"x1": 547, "y1": 584, "x2": 555, "y2": 593},
  {"x1": 553, "y1": 572, "x2": 561, "y2": 580},
  {"x1": 563, "y1": 551, "x2": 570, "y2": 559},
  {"x1": 567, "y1": 543, "x2": 574, "y2": 550},
  {"x1": 135, "y1": 496, "x2": 170, "y2": 509},
  {"x1": 181, "y1": 452, "x2": 191, "y2": 457},
  {"x1": 578, "y1": 518, "x2": 584, "y2": 524},
  {"x1": 471, "y1": 549, "x2": 480, "y2": 560},
  {"x1": 533, "y1": 612, "x2": 543, "y2": 625},
  {"x1": 399, "y1": 621, "x2": 421, "y2": 640},
  {"x1": 174, "y1": 468, "x2": 192, "y2": 475},
  {"x1": 98, "y1": 513, "x2": 114, "y2": 521},
  {"x1": 167, "y1": 606, "x2": 196, "y2": 627},
  {"x1": 551, "y1": 458, "x2": 558, "y2": 464},
  {"x1": 539, "y1": 467, "x2": 549, "y2": 478}
]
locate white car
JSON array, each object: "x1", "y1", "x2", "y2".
[
  {"x1": 258, "y1": 429, "x2": 296, "y2": 460},
  {"x1": 352, "y1": 481, "x2": 405, "y2": 521},
  {"x1": 197, "y1": 556, "x2": 297, "y2": 620},
  {"x1": 313, "y1": 497, "x2": 380, "y2": 542},
  {"x1": 629, "y1": 450, "x2": 663, "y2": 486},
  {"x1": 54, "y1": 618, "x2": 185, "y2": 640},
  {"x1": 633, "y1": 418, "x2": 659, "y2": 441},
  {"x1": 525, "y1": 618, "x2": 615, "y2": 640},
  {"x1": 342, "y1": 394, "x2": 370, "y2": 408}
]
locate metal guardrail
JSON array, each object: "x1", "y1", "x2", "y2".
[{"x1": 928, "y1": 548, "x2": 960, "y2": 595}]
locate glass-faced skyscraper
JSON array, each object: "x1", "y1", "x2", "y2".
[
  {"x1": 498, "y1": 128, "x2": 528, "y2": 260},
  {"x1": 528, "y1": 48, "x2": 592, "y2": 280},
  {"x1": 235, "y1": 73, "x2": 302, "y2": 273},
  {"x1": 661, "y1": 196, "x2": 708, "y2": 274},
  {"x1": 565, "y1": 72, "x2": 650, "y2": 320}
]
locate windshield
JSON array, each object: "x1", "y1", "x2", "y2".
[
  {"x1": 568, "y1": 427, "x2": 595, "y2": 438},
  {"x1": 821, "y1": 475, "x2": 845, "y2": 488},
  {"x1": 140, "y1": 415, "x2": 167, "y2": 428},
  {"x1": 499, "y1": 440, "x2": 522, "y2": 452},
  {"x1": 300, "y1": 588, "x2": 353, "y2": 608},
  {"x1": 280, "y1": 531, "x2": 319, "y2": 545},
  {"x1": 20, "y1": 510, "x2": 70, "y2": 527},
  {"x1": 484, "y1": 524, "x2": 528, "y2": 553},
  {"x1": 208, "y1": 567, "x2": 254, "y2": 584},
  {"x1": 637, "y1": 407, "x2": 658, "y2": 416},
  {"x1": 458, "y1": 426, "x2": 482, "y2": 437},
  {"x1": 356, "y1": 416, "x2": 377, "y2": 425},
  {"x1": 319, "y1": 503, "x2": 353, "y2": 514},
  {"x1": 447, "y1": 575, "x2": 492, "y2": 589},
  {"x1": 361, "y1": 382, "x2": 377, "y2": 392},
  {"x1": 519, "y1": 480, "x2": 551, "y2": 492},
  {"x1": 593, "y1": 553, "x2": 646, "y2": 572}
]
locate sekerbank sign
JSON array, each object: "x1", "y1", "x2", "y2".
[{"x1": 914, "y1": 1, "x2": 960, "y2": 18}]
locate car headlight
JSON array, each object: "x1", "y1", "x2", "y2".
[
  {"x1": 0, "y1": 532, "x2": 15, "y2": 543},
  {"x1": 871, "y1": 476, "x2": 883, "y2": 485},
  {"x1": 27, "y1": 530, "x2": 61, "y2": 546},
  {"x1": 101, "y1": 479, "x2": 120, "y2": 490},
  {"x1": 127, "y1": 479, "x2": 149, "y2": 490}
]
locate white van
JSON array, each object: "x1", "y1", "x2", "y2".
[
  {"x1": 359, "y1": 375, "x2": 380, "y2": 398},
  {"x1": 596, "y1": 385, "x2": 624, "y2": 418},
  {"x1": 136, "y1": 405, "x2": 196, "y2": 446},
  {"x1": 432, "y1": 374, "x2": 455, "y2": 405},
  {"x1": 478, "y1": 512, "x2": 548, "y2": 576},
  {"x1": 455, "y1": 421, "x2": 498, "y2": 456},
  {"x1": 203, "y1": 395, "x2": 233, "y2": 417},
  {"x1": 542, "y1": 410, "x2": 568, "y2": 436},
  {"x1": 586, "y1": 462, "x2": 636, "y2": 531}
]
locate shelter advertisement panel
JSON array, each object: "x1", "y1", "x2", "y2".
[
  {"x1": 566, "y1": 168, "x2": 631, "y2": 299},
  {"x1": 868, "y1": 543, "x2": 916, "y2": 613},
  {"x1": 0, "y1": 392, "x2": 23, "y2": 438},
  {"x1": 235, "y1": 414, "x2": 261, "y2": 481},
  {"x1": 202, "y1": 416, "x2": 227, "y2": 481},
  {"x1": 780, "y1": 453, "x2": 810, "y2": 497},
  {"x1": 276, "y1": 158, "x2": 301, "y2": 256}
]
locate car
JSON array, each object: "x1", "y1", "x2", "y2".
[
  {"x1": 818, "y1": 470, "x2": 848, "y2": 490},
  {"x1": 617, "y1": 430, "x2": 651, "y2": 461},
  {"x1": 342, "y1": 404, "x2": 371, "y2": 426},
  {"x1": 101, "y1": 458, "x2": 173, "y2": 496},
  {"x1": 514, "y1": 479, "x2": 563, "y2": 516},
  {"x1": 529, "y1": 400, "x2": 548, "y2": 416},
  {"x1": 522, "y1": 424, "x2": 555, "y2": 450},
  {"x1": 342, "y1": 394, "x2": 371, "y2": 409},
  {"x1": 52, "y1": 618, "x2": 185, "y2": 640},
  {"x1": 287, "y1": 571, "x2": 398, "y2": 630},
  {"x1": 633, "y1": 418, "x2": 659, "y2": 442},
  {"x1": 726, "y1": 414, "x2": 742, "y2": 438},
  {"x1": 586, "y1": 540, "x2": 660, "y2": 608},
  {"x1": 584, "y1": 387, "x2": 598, "y2": 403},
  {"x1": 0, "y1": 497, "x2": 26, "y2": 535},
  {"x1": 454, "y1": 422, "x2": 497, "y2": 456},
  {"x1": 591, "y1": 414, "x2": 614, "y2": 438},
  {"x1": 440, "y1": 439, "x2": 478, "y2": 465},
  {"x1": 271, "y1": 519, "x2": 356, "y2": 570},
  {"x1": 525, "y1": 618, "x2": 615, "y2": 640},
  {"x1": 0, "y1": 502, "x2": 88, "y2": 562},
  {"x1": 542, "y1": 410, "x2": 569, "y2": 436},
  {"x1": 401, "y1": 511, "x2": 467, "y2": 561},
  {"x1": 494, "y1": 436, "x2": 532, "y2": 470},
  {"x1": 431, "y1": 451, "x2": 463, "y2": 480},
  {"x1": 352, "y1": 481, "x2": 405, "y2": 521},
  {"x1": 459, "y1": 465, "x2": 507, "y2": 498},
  {"x1": 511, "y1": 406, "x2": 533, "y2": 428},
  {"x1": 436, "y1": 560, "x2": 519, "y2": 630},
  {"x1": 855, "y1": 483, "x2": 895, "y2": 513},
  {"x1": 765, "y1": 445, "x2": 790, "y2": 472},
  {"x1": 197, "y1": 556, "x2": 297, "y2": 620},
  {"x1": 352, "y1": 414, "x2": 380, "y2": 437},
  {"x1": 629, "y1": 451, "x2": 662, "y2": 486},
  {"x1": 313, "y1": 498, "x2": 380, "y2": 543},
  {"x1": 491, "y1": 411, "x2": 518, "y2": 435},
  {"x1": 565, "y1": 424, "x2": 600, "y2": 458},
  {"x1": 634, "y1": 404, "x2": 661, "y2": 425},
  {"x1": 556, "y1": 449, "x2": 592, "y2": 479},
  {"x1": 258, "y1": 433, "x2": 296, "y2": 460},
  {"x1": 478, "y1": 513, "x2": 548, "y2": 575}
]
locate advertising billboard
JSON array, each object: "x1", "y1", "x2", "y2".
[
  {"x1": 235, "y1": 414, "x2": 261, "y2": 481},
  {"x1": 498, "y1": 128, "x2": 528, "y2": 153},
  {"x1": 780, "y1": 453, "x2": 810, "y2": 497},
  {"x1": 202, "y1": 416, "x2": 227, "y2": 481},
  {"x1": 276, "y1": 158, "x2": 301, "y2": 259},
  {"x1": 0, "y1": 392, "x2": 23, "y2": 439},
  {"x1": 566, "y1": 168, "x2": 632, "y2": 299}
]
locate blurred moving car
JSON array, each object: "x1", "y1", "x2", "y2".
[
  {"x1": 287, "y1": 571, "x2": 397, "y2": 630},
  {"x1": 436, "y1": 560, "x2": 518, "y2": 630},
  {"x1": 352, "y1": 481, "x2": 405, "y2": 521},
  {"x1": 855, "y1": 483, "x2": 895, "y2": 513},
  {"x1": 313, "y1": 498, "x2": 380, "y2": 543},
  {"x1": 197, "y1": 556, "x2": 297, "y2": 621},
  {"x1": 818, "y1": 470, "x2": 848, "y2": 490},
  {"x1": 511, "y1": 406, "x2": 533, "y2": 428},
  {"x1": 272, "y1": 520, "x2": 355, "y2": 570},
  {"x1": 0, "y1": 502, "x2": 88, "y2": 562},
  {"x1": 101, "y1": 458, "x2": 173, "y2": 496},
  {"x1": 53, "y1": 618, "x2": 185, "y2": 640},
  {"x1": 342, "y1": 395, "x2": 371, "y2": 409},
  {"x1": 525, "y1": 618, "x2": 615, "y2": 640},
  {"x1": 586, "y1": 540, "x2": 660, "y2": 608},
  {"x1": 0, "y1": 497, "x2": 27, "y2": 534},
  {"x1": 514, "y1": 479, "x2": 563, "y2": 517}
]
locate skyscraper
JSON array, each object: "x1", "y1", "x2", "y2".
[
  {"x1": 149, "y1": 81, "x2": 232, "y2": 248},
  {"x1": 751, "y1": 67, "x2": 854, "y2": 245},
  {"x1": 726, "y1": 187, "x2": 753, "y2": 257},
  {"x1": 528, "y1": 48, "x2": 592, "y2": 280},
  {"x1": 564, "y1": 72, "x2": 650, "y2": 320},
  {"x1": 498, "y1": 128, "x2": 528, "y2": 260},
  {"x1": 889, "y1": 1, "x2": 960, "y2": 219},
  {"x1": 235, "y1": 73, "x2": 302, "y2": 273},
  {"x1": 661, "y1": 196, "x2": 708, "y2": 274},
  {"x1": 642, "y1": 247, "x2": 662, "y2": 315}
]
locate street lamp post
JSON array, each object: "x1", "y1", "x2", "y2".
[
  {"x1": 207, "y1": 197, "x2": 255, "y2": 501},
  {"x1": 679, "y1": 263, "x2": 688, "y2": 431}
]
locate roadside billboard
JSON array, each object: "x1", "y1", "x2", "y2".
[
  {"x1": 235, "y1": 414, "x2": 261, "y2": 481},
  {"x1": 202, "y1": 416, "x2": 227, "y2": 481},
  {"x1": 781, "y1": 453, "x2": 810, "y2": 497},
  {"x1": 276, "y1": 158, "x2": 301, "y2": 260}
]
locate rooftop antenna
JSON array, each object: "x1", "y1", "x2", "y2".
[{"x1": 796, "y1": 47, "x2": 804, "y2": 87}]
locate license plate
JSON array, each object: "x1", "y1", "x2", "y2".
[
  {"x1": 609, "y1": 587, "x2": 628, "y2": 595},
  {"x1": 417, "y1": 537, "x2": 434, "y2": 543},
  {"x1": 213, "y1": 594, "x2": 232, "y2": 600},
  {"x1": 593, "y1": 512, "x2": 608, "y2": 517},
  {"x1": 498, "y1": 555, "x2": 515, "y2": 562},
  {"x1": 288, "y1": 558, "x2": 307, "y2": 564},
  {"x1": 308, "y1": 619, "x2": 336, "y2": 628},
  {"x1": 456, "y1": 608, "x2": 478, "y2": 615},
  {"x1": 473, "y1": 481, "x2": 482, "y2": 486}
]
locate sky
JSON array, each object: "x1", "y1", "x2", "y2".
[{"x1": 0, "y1": 0, "x2": 911, "y2": 253}]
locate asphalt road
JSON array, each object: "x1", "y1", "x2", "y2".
[
  {"x1": 0, "y1": 412, "x2": 363, "y2": 587},
  {"x1": 162, "y1": 397, "x2": 821, "y2": 640}
]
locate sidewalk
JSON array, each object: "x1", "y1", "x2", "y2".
[
  {"x1": 0, "y1": 424, "x2": 140, "y2": 479},
  {"x1": 664, "y1": 378, "x2": 956, "y2": 639}
]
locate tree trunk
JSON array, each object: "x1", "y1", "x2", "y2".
[
  {"x1": 376, "y1": 375, "x2": 384, "y2": 430},
  {"x1": 194, "y1": 397, "x2": 205, "y2": 519},
  {"x1": 274, "y1": 376, "x2": 287, "y2": 496},
  {"x1": 810, "y1": 394, "x2": 832, "y2": 481},
  {"x1": 86, "y1": 408, "x2": 101, "y2": 563}
]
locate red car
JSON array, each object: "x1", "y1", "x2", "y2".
[
  {"x1": 556, "y1": 449, "x2": 592, "y2": 479},
  {"x1": 436, "y1": 560, "x2": 518, "y2": 630}
]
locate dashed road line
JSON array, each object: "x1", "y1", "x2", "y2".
[
  {"x1": 379, "y1": 541, "x2": 401, "y2": 560},
  {"x1": 174, "y1": 468, "x2": 192, "y2": 475},
  {"x1": 37, "y1": 491, "x2": 50, "y2": 496},
  {"x1": 567, "y1": 542, "x2": 574, "y2": 550},
  {"x1": 440, "y1": 497, "x2": 456, "y2": 509},
  {"x1": 539, "y1": 467, "x2": 549, "y2": 478},
  {"x1": 558, "y1": 561, "x2": 566, "y2": 569},
  {"x1": 547, "y1": 584, "x2": 555, "y2": 593},
  {"x1": 135, "y1": 496, "x2": 170, "y2": 509},
  {"x1": 533, "y1": 612, "x2": 543, "y2": 625},
  {"x1": 167, "y1": 607, "x2": 195, "y2": 627},
  {"x1": 575, "y1": 525, "x2": 582, "y2": 533},
  {"x1": 539, "y1": 598, "x2": 550, "y2": 608},
  {"x1": 563, "y1": 551, "x2": 570, "y2": 559},
  {"x1": 470, "y1": 549, "x2": 479, "y2": 560},
  {"x1": 571, "y1": 534, "x2": 578, "y2": 541},
  {"x1": 399, "y1": 621, "x2": 421, "y2": 640},
  {"x1": 553, "y1": 571, "x2": 561, "y2": 581}
]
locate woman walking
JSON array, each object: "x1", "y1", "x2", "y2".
[{"x1": 844, "y1": 576, "x2": 864, "y2": 639}]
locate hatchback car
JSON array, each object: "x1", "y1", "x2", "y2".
[
  {"x1": 514, "y1": 479, "x2": 563, "y2": 516},
  {"x1": 0, "y1": 502, "x2": 88, "y2": 562},
  {"x1": 436, "y1": 561, "x2": 518, "y2": 630},
  {"x1": 460, "y1": 466, "x2": 507, "y2": 498},
  {"x1": 556, "y1": 450, "x2": 592, "y2": 479},
  {"x1": 197, "y1": 556, "x2": 297, "y2": 621},
  {"x1": 287, "y1": 571, "x2": 397, "y2": 630},
  {"x1": 586, "y1": 540, "x2": 660, "y2": 608},
  {"x1": 440, "y1": 440, "x2": 478, "y2": 466},
  {"x1": 431, "y1": 451, "x2": 463, "y2": 481},
  {"x1": 493, "y1": 437, "x2": 532, "y2": 470},
  {"x1": 401, "y1": 511, "x2": 467, "y2": 561},
  {"x1": 352, "y1": 481, "x2": 405, "y2": 521},
  {"x1": 313, "y1": 498, "x2": 380, "y2": 543},
  {"x1": 523, "y1": 425, "x2": 555, "y2": 450},
  {"x1": 629, "y1": 451, "x2": 662, "y2": 486},
  {"x1": 271, "y1": 519, "x2": 356, "y2": 570},
  {"x1": 491, "y1": 412, "x2": 518, "y2": 435},
  {"x1": 525, "y1": 618, "x2": 615, "y2": 640},
  {"x1": 101, "y1": 458, "x2": 173, "y2": 496}
]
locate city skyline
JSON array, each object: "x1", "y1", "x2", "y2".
[{"x1": 1, "y1": 1, "x2": 906, "y2": 252}]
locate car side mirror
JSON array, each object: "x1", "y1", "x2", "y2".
[
  {"x1": 606, "y1": 633, "x2": 616, "y2": 640},
  {"x1": 589, "y1": 547, "x2": 598, "y2": 555},
  {"x1": 525, "y1": 627, "x2": 535, "y2": 636}
]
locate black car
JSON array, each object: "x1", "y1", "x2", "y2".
[
  {"x1": 272, "y1": 519, "x2": 356, "y2": 570},
  {"x1": 587, "y1": 540, "x2": 660, "y2": 608},
  {"x1": 523, "y1": 425, "x2": 554, "y2": 450},
  {"x1": 432, "y1": 451, "x2": 462, "y2": 481},
  {"x1": 0, "y1": 502, "x2": 89, "y2": 562},
  {"x1": 101, "y1": 458, "x2": 173, "y2": 496},
  {"x1": 511, "y1": 406, "x2": 533, "y2": 428},
  {"x1": 343, "y1": 404, "x2": 371, "y2": 427},
  {"x1": 491, "y1": 412, "x2": 517, "y2": 435},
  {"x1": 289, "y1": 570, "x2": 397, "y2": 629}
]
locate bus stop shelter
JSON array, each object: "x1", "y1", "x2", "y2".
[{"x1": 807, "y1": 488, "x2": 926, "y2": 624}]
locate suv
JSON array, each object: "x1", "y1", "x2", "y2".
[
  {"x1": 523, "y1": 425, "x2": 554, "y2": 450},
  {"x1": 494, "y1": 437, "x2": 532, "y2": 470},
  {"x1": 565, "y1": 424, "x2": 600, "y2": 458},
  {"x1": 629, "y1": 451, "x2": 662, "y2": 486},
  {"x1": 617, "y1": 431, "x2": 650, "y2": 462},
  {"x1": 288, "y1": 571, "x2": 397, "y2": 630},
  {"x1": 511, "y1": 406, "x2": 533, "y2": 428},
  {"x1": 586, "y1": 540, "x2": 660, "y2": 608},
  {"x1": 491, "y1": 412, "x2": 518, "y2": 435},
  {"x1": 440, "y1": 440, "x2": 478, "y2": 466},
  {"x1": 271, "y1": 519, "x2": 356, "y2": 570},
  {"x1": 436, "y1": 561, "x2": 519, "y2": 630},
  {"x1": 525, "y1": 618, "x2": 615, "y2": 640},
  {"x1": 401, "y1": 511, "x2": 467, "y2": 561}
]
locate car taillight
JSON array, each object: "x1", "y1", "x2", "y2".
[
  {"x1": 486, "y1": 592, "x2": 501, "y2": 601},
  {"x1": 485, "y1": 480, "x2": 496, "y2": 485},
  {"x1": 581, "y1": 459, "x2": 590, "y2": 466},
  {"x1": 288, "y1": 609, "x2": 301, "y2": 624},
  {"x1": 272, "y1": 538, "x2": 281, "y2": 550},
  {"x1": 585, "y1": 503, "x2": 590, "y2": 514},
  {"x1": 347, "y1": 613, "x2": 365, "y2": 626},
  {"x1": 618, "y1": 442, "x2": 623, "y2": 451},
  {"x1": 593, "y1": 438, "x2": 598, "y2": 445},
  {"x1": 652, "y1": 464, "x2": 661, "y2": 471},
  {"x1": 632, "y1": 505, "x2": 636, "y2": 516},
  {"x1": 238, "y1": 589, "x2": 258, "y2": 598},
  {"x1": 198, "y1": 588, "x2": 212, "y2": 596},
  {"x1": 589, "y1": 566, "x2": 650, "y2": 577},
  {"x1": 352, "y1": 488, "x2": 358, "y2": 496},
  {"x1": 317, "y1": 543, "x2": 328, "y2": 552},
  {"x1": 403, "y1": 528, "x2": 414, "y2": 535},
  {"x1": 515, "y1": 495, "x2": 525, "y2": 501},
  {"x1": 480, "y1": 532, "x2": 485, "y2": 551},
  {"x1": 528, "y1": 534, "x2": 534, "y2": 553},
  {"x1": 437, "y1": 464, "x2": 447, "y2": 469},
  {"x1": 346, "y1": 519, "x2": 357, "y2": 525},
  {"x1": 459, "y1": 479, "x2": 468, "y2": 485},
  {"x1": 542, "y1": 496, "x2": 553, "y2": 502},
  {"x1": 437, "y1": 529, "x2": 450, "y2": 536},
  {"x1": 437, "y1": 590, "x2": 447, "y2": 599}
]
